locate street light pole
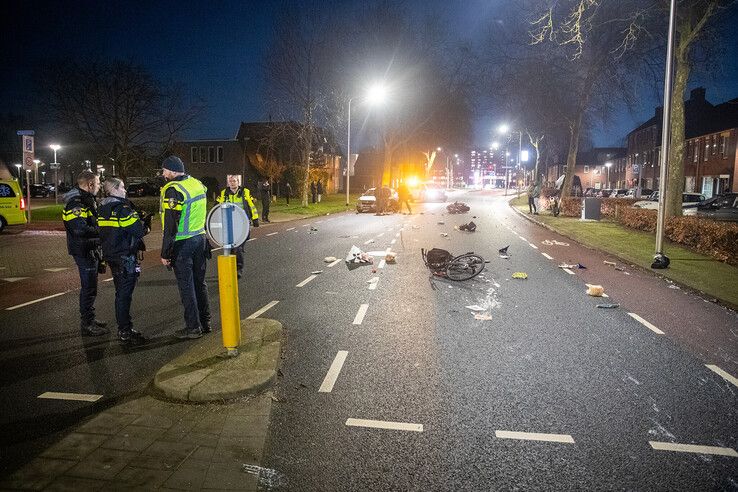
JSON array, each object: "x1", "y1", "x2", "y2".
[
  {"x1": 346, "y1": 97, "x2": 352, "y2": 206},
  {"x1": 653, "y1": 0, "x2": 677, "y2": 269},
  {"x1": 51, "y1": 144, "x2": 61, "y2": 203}
]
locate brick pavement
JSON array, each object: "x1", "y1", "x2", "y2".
[{"x1": 0, "y1": 392, "x2": 277, "y2": 491}]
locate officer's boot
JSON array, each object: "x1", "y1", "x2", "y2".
[
  {"x1": 119, "y1": 326, "x2": 147, "y2": 345},
  {"x1": 81, "y1": 321, "x2": 109, "y2": 336}
]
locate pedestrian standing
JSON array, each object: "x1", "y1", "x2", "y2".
[
  {"x1": 285, "y1": 182, "x2": 292, "y2": 205},
  {"x1": 217, "y1": 175, "x2": 259, "y2": 279},
  {"x1": 316, "y1": 180, "x2": 323, "y2": 203},
  {"x1": 98, "y1": 178, "x2": 147, "y2": 345},
  {"x1": 532, "y1": 180, "x2": 541, "y2": 215},
  {"x1": 260, "y1": 180, "x2": 272, "y2": 222},
  {"x1": 159, "y1": 156, "x2": 211, "y2": 339},
  {"x1": 63, "y1": 170, "x2": 108, "y2": 336},
  {"x1": 527, "y1": 184, "x2": 536, "y2": 214},
  {"x1": 310, "y1": 181, "x2": 317, "y2": 204},
  {"x1": 397, "y1": 182, "x2": 412, "y2": 214}
]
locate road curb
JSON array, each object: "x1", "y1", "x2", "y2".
[{"x1": 152, "y1": 318, "x2": 283, "y2": 403}]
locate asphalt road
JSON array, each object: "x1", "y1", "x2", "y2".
[{"x1": 0, "y1": 189, "x2": 736, "y2": 490}]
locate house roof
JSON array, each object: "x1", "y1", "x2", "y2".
[{"x1": 236, "y1": 121, "x2": 343, "y2": 155}]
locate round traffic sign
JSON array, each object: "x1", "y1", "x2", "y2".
[{"x1": 206, "y1": 203, "x2": 250, "y2": 248}]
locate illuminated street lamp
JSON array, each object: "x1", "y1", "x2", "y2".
[
  {"x1": 346, "y1": 83, "x2": 387, "y2": 205},
  {"x1": 491, "y1": 142, "x2": 499, "y2": 150},
  {"x1": 50, "y1": 144, "x2": 61, "y2": 203},
  {"x1": 605, "y1": 161, "x2": 613, "y2": 188}
]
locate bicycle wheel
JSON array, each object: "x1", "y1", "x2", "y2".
[{"x1": 446, "y1": 254, "x2": 485, "y2": 281}]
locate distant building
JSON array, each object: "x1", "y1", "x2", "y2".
[
  {"x1": 467, "y1": 147, "x2": 506, "y2": 188},
  {"x1": 574, "y1": 147, "x2": 626, "y2": 191}
]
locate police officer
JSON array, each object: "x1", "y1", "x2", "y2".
[
  {"x1": 216, "y1": 175, "x2": 259, "y2": 279},
  {"x1": 159, "y1": 156, "x2": 211, "y2": 339},
  {"x1": 260, "y1": 179, "x2": 271, "y2": 222},
  {"x1": 63, "y1": 170, "x2": 108, "y2": 336},
  {"x1": 98, "y1": 178, "x2": 147, "y2": 345}
]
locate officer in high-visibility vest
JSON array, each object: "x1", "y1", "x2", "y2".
[
  {"x1": 98, "y1": 178, "x2": 147, "y2": 345},
  {"x1": 159, "y1": 156, "x2": 211, "y2": 339},
  {"x1": 216, "y1": 174, "x2": 259, "y2": 279}
]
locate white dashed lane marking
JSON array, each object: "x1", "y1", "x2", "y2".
[
  {"x1": 327, "y1": 259, "x2": 342, "y2": 268},
  {"x1": 286, "y1": 227, "x2": 295, "y2": 231},
  {"x1": 378, "y1": 260, "x2": 386, "y2": 269},
  {"x1": 352, "y1": 304, "x2": 369, "y2": 325},
  {"x1": 296, "y1": 275, "x2": 317, "y2": 288},
  {"x1": 346, "y1": 418, "x2": 423, "y2": 432},
  {"x1": 267, "y1": 232, "x2": 278, "y2": 236},
  {"x1": 318, "y1": 351, "x2": 348, "y2": 393},
  {"x1": 390, "y1": 239, "x2": 396, "y2": 245},
  {"x1": 368, "y1": 278, "x2": 379, "y2": 290},
  {"x1": 247, "y1": 238, "x2": 256, "y2": 242},
  {"x1": 705, "y1": 365, "x2": 738, "y2": 388},
  {"x1": 561, "y1": 268, "x2": 575, "y2": 275},
  {"x1": 377, "y1": 233, "x2": 385, "y2": 238},
  {"x1": 649, "y1": 441, "x2": 738, "y2": 457},
  {"x1": 38, "y1": 392, "x2": 103, "y2": 402},
  {"x1": 542, "y1": 253, "x2": 553, "y2": 260},
  {"x1": 495, "y1": 430, "x2": 575, "y2": 444},
  {"x1": 247, "y1": 300, "x2": 279, "y2": 319},
  {"x1": 528, "y1": 243, "x2": 538, "y2": 249},
  {"x1": 44, "y1": 267, "x2": 69, "y2": 272},
  {"x1": 6, "y1": 291, "x2": 69, "y2": 311},
  {"x1": 363, "y1": 239, "x2": 374, "y2": 245},
  {"x1": 628, "y1": 313, "x2": 665, "y2": 335}
]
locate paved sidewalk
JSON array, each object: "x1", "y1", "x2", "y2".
[{"x1": 0, "y1": 392, "x2": 279, "y2": 491}]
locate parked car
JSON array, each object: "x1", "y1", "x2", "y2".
[
  {"x1": 30, "y1": 184, "x2": 50, "y2": 198},
  {"x1": 610, "y1": 189, "x2": 629, "y2": 197},
  {"x1": 356, "y1": 187, "x2": 399, "y2": 213},
  {"x1": 687, "y1": 192, "x2": 738, "y2": 221},
  {"x1": 625, "y1": 188, "x2": 653, "y2": 198},
  {"x1": 128, "y1": 181, "x2": 160, "y2": 197},
  {"x1": 0, "y1": 180, "x2": 27, "y2": 233},
  {"x1": 633, "y1": 192, "x2": 705, "y2": 210},
  {"x1": 595, "y1": 189, "x2": 613, "y2": 198},
  {"x1": 418, "y1": 184, "x2": 447, "y2": 202}
]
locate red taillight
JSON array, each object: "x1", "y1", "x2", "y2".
[{"x1": 20, "y1": 197, "x2": 26, "y2": 210}]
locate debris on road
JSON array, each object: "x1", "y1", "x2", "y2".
[
  {"x1": 447, "y1": 201, "x2": 470, "y2": 214},
  {"x1": 367, "y1": 277, "x2": 379, "y2": 285},
  {"x1": 668, "y1": 284, "x2": 681, "y2": 290},
  {"x1": 309, "y1": 226, "x2": 318, "y2": 234},
  {"x1": 437, "y1": 221, "x2": 445, "y2": 225},
  {"x1": 324, "y1": 256, "x2": 337, "y2": 263},
  {"x1": 465, "y1": 305, "x2": 486, "y2": 312},
  {"x1": 597, "y1": 303, "x2": 620, "y2": 309},
  {"x1": 512, "y1": 272, "x2": 528, "y2": 279},
  {"x1": 385, "y1": 252, "x2": 397, "y2": 263},
  {"x1": 559, "y1": 263, "x2": 586, "y2": 269},
  {"x1": 440, "y1": 233, "x2": 449, "y2": 238},
  {"x1": 311, "y1": 270, "x2": 323, "y2": 275},
  {"x1": 474, "y1": 312, "x2": 493, "y2": 321},
  {"x1": 586, "y1": 285, "x2": 605, "y2": 297},
  {"x1": 498, "y1": 245, "x2": 510, "y2": 255},
  {"x1": 604, "y1": 260, "x2": 616, "y2": 266},
  {"x1": 457, "y1": 221, "x2": 477, "y2": 233},
  {"x1": 345, "y1": 245, "x2": 374, "y2": 266}
]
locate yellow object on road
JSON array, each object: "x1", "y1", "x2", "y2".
[
  {"x1": 512, "y1": 272, "x2": 528, "y2": 279},
  {"x1": 218, "y1": 254, "x2": 241, "y2": 355}
]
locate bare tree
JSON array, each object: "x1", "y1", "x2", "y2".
[
  {"x1": 529, "y1": 0, "x2": 655, "y2": 197},
  {"x1": 38, "y1": 59, "x2": 201, "y2": 180}
]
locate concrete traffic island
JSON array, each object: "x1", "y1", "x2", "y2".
[{"x1": 153, "y1": 318, "x2": 283, "y2": 402}]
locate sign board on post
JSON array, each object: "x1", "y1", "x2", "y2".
[
  {"x1": 206, "y1": 203, "x2": 250, "y2": 250},
  {"x1": 22, "y1": 135, "x2": 35, "y2": 171}
]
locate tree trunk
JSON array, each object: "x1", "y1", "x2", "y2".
[
  {"x1": 664, "y1": 24, "x2": 691, "y2": 217},
  {"x1": 561, "y1": 111, "x2": 583, "y2": 198},
  {"x1": 301, "y1": 122, "x2": 313, "y2": 207}
]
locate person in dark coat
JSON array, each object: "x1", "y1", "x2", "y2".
[
  {"x1": 62, "y1": 170, "x2": 108, "y2": 336},
  {"x1": 285, "y1": 182, "x2": 292, "y2": 205},
  {"x1": 310, "y1": 181, "x2": 317, "y2": 204},
  {"x1": 260, "y1": 180, "x2": 272, "y2": 222},
  {"x1": 316, "y1": 180, "x2": 324, "y2": 203}
]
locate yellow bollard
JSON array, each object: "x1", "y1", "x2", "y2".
[{"x1": 217, "y1": 254, "x2": 241, "y2": 356}]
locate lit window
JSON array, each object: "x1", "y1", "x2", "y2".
[{"x1": 584, "y1": 165, "x2": 589, "y2": 173}]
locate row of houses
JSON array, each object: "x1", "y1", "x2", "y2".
[
  {"x1": 554, "y1": 88, "x2": 738, "y2": 197},
  {"x1": 172, "y1": 122, "x2": 343, "y2": 198}
]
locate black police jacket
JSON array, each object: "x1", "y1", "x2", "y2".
[
  {"x1": 98, "y1": 196, "x2": 146, "y2": 263},
  {"x1": 62, "y1": 187, "x2": 99, "y2": 257}
]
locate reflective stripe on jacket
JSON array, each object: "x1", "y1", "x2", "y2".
[{"x1": 217, "y1": 187, "x2": 258, "y2": 221}]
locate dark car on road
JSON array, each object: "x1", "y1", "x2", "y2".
[
  {"x1": 128, "y1": 181, "x2": 160, "y2": 197},
  {"x1": 30, "y1": 184, "x2": 50, "y2": 198},
  {"x1": 693, "y1": 192, "x2": 738, "y2": 221}
]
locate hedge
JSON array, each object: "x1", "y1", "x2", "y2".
[{"x1": 616, "y1": 207, "x2": 738, "y2": 265}]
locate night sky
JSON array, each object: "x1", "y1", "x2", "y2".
[{"x1": 2, "y1": 0, "x2": 737, "y2": 148}]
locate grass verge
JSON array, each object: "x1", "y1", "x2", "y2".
[{"x1": 510, "y1": 196, "x2": 738, "y2": 308}]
